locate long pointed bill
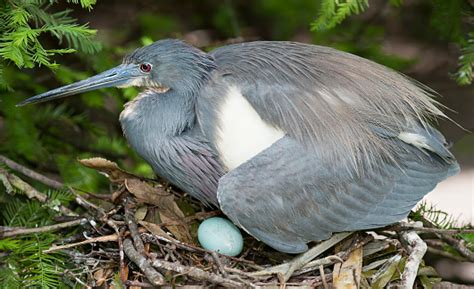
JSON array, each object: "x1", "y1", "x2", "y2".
[{"x1": 17, "y1": 64, "x2": 141, "y2": 106}]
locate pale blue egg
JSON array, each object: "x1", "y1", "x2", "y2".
[{"x1": 198, "y1": 217, "x2": 243, "y2": 256}]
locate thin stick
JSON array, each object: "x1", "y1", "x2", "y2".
[
  {"x1": 107, "y1": 219, "x2": 126, "y2": 282},
  {"x1": 68, "y1": 187, "x2": 105, "y2": 218},
  {"x1": 319, "y1": 265, "x2": 328, "y2": 289},
  {"x1": 43, "y1": 233, "x2": 118, "y2": 253},
  {"x1": 387, "y1": 223, "x2": 474, "y2": 234},
  {"x1": 1, "y1": 170, "x2": 75, "y2": 216},
  {"x1": 252, "y1": 232, "x2": 352, "y2": 281},
  {"x1": 151, "y1": 256, "x2": 244, "y2": 287},
  {"x1": 437, "y1": 233, "x2": 474, "y2": 262},
  {"x1": 1, "y1": 218, "x2": 87, "y2": 238},
  {"x1": 427, "y1": 246, "x2": 467, "y2": 262},
  {"x1": 124, "y1": 201, "x2": 145, "y2": 253},
  {"x1": 399, "y1": 231, "x2": 427, "y2": 288},
  {"x1": 123, "y1": 238, "x2": 165, "y2": 286},
  {"x1": 0, "y1": 155, "x2": 64, "y2": 189},
  {"x1": 210, "y1": 250, "x2": 228, "y2": 278},
  {"x1": 141, "y1": 232, "x2": 263, "y2": 269},
  {"x1": 418, "y1": 216, "x2": 474, "y2": 262}
]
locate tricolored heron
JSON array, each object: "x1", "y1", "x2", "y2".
[{"x1": 19, "y1": 39, "x2": 459, "y2": 254}]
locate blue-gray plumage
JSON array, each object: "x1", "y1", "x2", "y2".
[{"x1": 18, "y1": 39, "x2": 459, "y2": 254}]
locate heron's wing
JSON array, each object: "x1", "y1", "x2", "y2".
[
  {"x1": 217, "y1": 134, "x2": 459, "y2": 253},
  {"x1": 152, "y1": 135, "x2": 225, "y2": 207},
  {"x1": 210, "y1": 42, "x2": 447, "y2": 175}
]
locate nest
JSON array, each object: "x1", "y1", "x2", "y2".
[{"x1": 1, "y1": 156, "x2": 472, "y2": 288}]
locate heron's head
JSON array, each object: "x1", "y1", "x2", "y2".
[{"x1": 17, "y1": 39, "x2": 216, "y2": 106}]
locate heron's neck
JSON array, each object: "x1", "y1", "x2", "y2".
[{"x1": 120, "y1": 89, "x2": 196, "y2": 140}]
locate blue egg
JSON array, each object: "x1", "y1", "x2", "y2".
[{"x1": 198, "y1": 217, "x2": 243, "y2": 256}]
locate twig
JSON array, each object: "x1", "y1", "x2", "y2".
[
  {"x1": 418, "y1": 216, "x2": 474, "y2": 262},
  {"x1": 68, "y1": 187, "x2": 105, "y2": 218},
  {"x1": 0, "y1": 170, "x2": 76, "y2": 216},
  {"x1": 141, "y1": 232, "x2": 263, "y2": 269},
  {"x1": 252, "y1": 232, "x2": 352, "y2": 281},
  {"x1": 387, "y1": 223, "x2": 474, "y2": 234},
  {"x1": 399, "y1": 231, "x2": 427, "y2": 288},
  {"x1": 427, "y1": 246, "x2": 467, "y2": 262},
  {"x1": 223, "y1": 266, "x2": 259, "y2": 279},
  {"x1": 151, "y1": 256, "x2": 245, "y2": 287},
  {"x1": 210, "y1": 250, "x2": 228, "y2": 278},
  {"x1": 437, "y1": 233, "x2": 474, "y2": 262},
  {"x1": 0, "y1": 155, "x2": 64, "y2": 189},
  {"x1": 124, "y1": 280, "x2": 154, "y2": 288},
  {"x1": 43, "y1": 233, "x2": 118, "y2": 253},
  {"x1": 106, "y1": 219, "x2": 126, "y2": 283},
  {"x1": 124, "y1": 200, "x2": 145, "y2": 253},
  {"x1": 63, "y1": 269, "x2": 88, "y2": 287},
  {"x1": 1, "y1": 218, "x2": 87, "y2": 238},
  {"x1": 319, "y1": 265, "x2": 328, "y2": 289},
  {"x1": 123, "y1": 238, "x2": 164, "y2": 286}
]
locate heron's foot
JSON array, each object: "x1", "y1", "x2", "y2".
[{"x1": 251, "y1": 232, "x2": 352, "y2": 282}]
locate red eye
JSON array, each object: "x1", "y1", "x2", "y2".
[{"x1": 140, "y1": 63, "x2": 152, "y2": 73}]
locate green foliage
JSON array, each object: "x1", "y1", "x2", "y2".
[
  {"x1": 456, "y1": 33, "x2": 474, "y2": 85},
  {"x1": 412, "y1": 202, "x2": 459, "y2": 229},
  {"x1": 311, "y1": 0, "x2": 368, "y2": 31},
  {"x1": 256, "y1": 0, "x2": 320, "y2": 39},
  {"x1": 67, "y1": 0, "x2": 97, "y2": 10},
  {"x1": 0, "y1": 0, "x2": 101, "y2": 88},
  {"x1": 430, "y1": 0, "x2": 465, "y2": 42},
  {"x1": 0, "y1": 195, "x2": 74, "y2": 288}
]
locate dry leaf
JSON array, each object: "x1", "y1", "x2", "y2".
[
  {"x1": 124, "y1": 178, "x2": 167, "y2": 206},
  {"x1": 120, "y1": 263, "x2": 129, "y2": 284},
  {"x1": 333, "y1": 246, "x2": 363, "y2": 289},
  {"x1": 126, "y1": 179, "x2": 192, "y2": 243},
  {"x1": 158, "y1": 212, "x2": 193, "y2": 244},
  {"x1": 139, "y1": 221, "x2": 174, "y2": 240},
  {"x1": 135, "y1": 206, "x2": 148, "y2": 221},
  {"x1": 93, "y1": 269, "x2": 106, "y2": 286},
  {"x1": 79, "y1": 157, "x2": 137, "y2": 183}
]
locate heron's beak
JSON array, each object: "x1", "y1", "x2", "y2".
[{"x1": 17, "y1": 64, "x2": 140, "y2": 106}]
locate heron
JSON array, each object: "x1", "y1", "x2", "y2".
[{"x1": 18, "y1": 39, "x2": 459, "y2": 256}]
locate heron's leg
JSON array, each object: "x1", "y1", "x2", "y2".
[{"x1": 251, "y1": 232, "x2": 352, "y2": 282}]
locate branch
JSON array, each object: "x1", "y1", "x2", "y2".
[
  {"x1": 0, "y1": 218, "x2": 87, "y2": 238},
  {"x1": 124, "y1": 200, "x2": 145, "y2": 253},
  {"x1": 386, "y1": 223, "x2": 474, "y2": 234},
  {"x1": 151, "y1": 256, "x2": 245, "y2": 287},
  {"x1": 417, "y1": 216, "x2": 474, "y2": 262},
  {"x1": 0, "y1": 169, "x2": 76, "y2": 216},
  {"x1": 427, "y1": 246, "x2": 467, "y2": 262},
  {"x1": 399, "y1": 231, "x2": 427, "y2": 288},
  {"x1": 0, "y1": 154, "x2": 64, "y2": 189},
  {"x1": 123, "y1": 238, "x2": 165, "y2": 286},
  {"x1": 43, "y1": 233, "x2": 118, "y2": 253},
  {"x1": 437, "y1": 233, "x2": 474, "y2": 262}
]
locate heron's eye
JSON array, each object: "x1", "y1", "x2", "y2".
[{"x1": 140, "y1": 63, "x2": 152, "y2": 73}]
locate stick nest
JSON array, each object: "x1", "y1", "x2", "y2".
[{"x1": 1, "y1": 156, "x2": 473, "y2": 288}]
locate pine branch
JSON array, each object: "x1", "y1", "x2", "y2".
[
  {"x1": 311, "y1": 0, "x2": 369, "y2": 31},
  {"x1": 456, "y1": 33, "x2": 474, "y2": 85}
]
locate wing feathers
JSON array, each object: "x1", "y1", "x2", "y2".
[{"x1": 210, "y1": 41, "x2": 448, "y2": 176}]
